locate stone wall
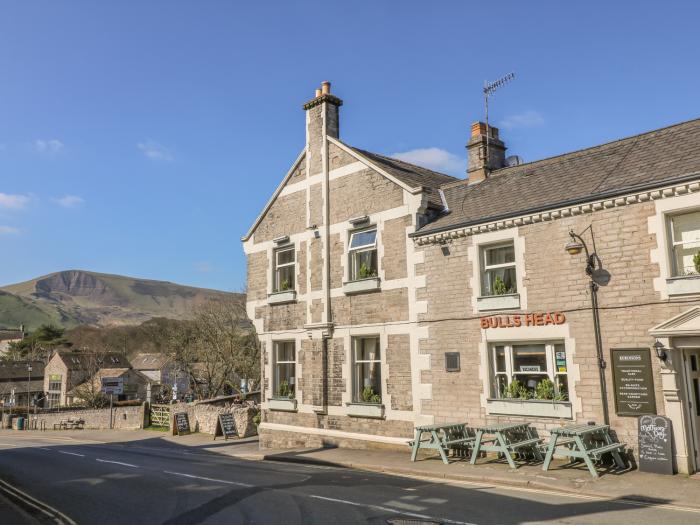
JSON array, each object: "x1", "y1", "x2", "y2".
[
  {"x1": 169, "y1": 402, "x2": 258, "y2": 438},
  {"x1": 31, "y1": 405, "x2": 146, "y2": 431}
]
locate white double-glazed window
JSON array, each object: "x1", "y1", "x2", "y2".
[
  {"x1": 273, "y1": 341, "x2": 295, "y2": 399},
  {"x1": 352, "y1": 336, "x2": 382, "y2": 404},
  {"x1": 490, "y1": 341, "x2": 568, "y2": 401},
  {"x1": 668, "y1": 210, "x2": 700, "y2": 277},
  {"x1": 348, "y1": 228, "x2": 378, "y2": 281},
  {"x1": 273, "y1": 246, "x2": 295, "y2": 292},
  {"x1": 481, "y1": 242, "x2": 517, "y2": 296}
]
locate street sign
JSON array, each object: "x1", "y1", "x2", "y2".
[{"x1": 101, "y1": 377, "x2": 124, "y2": 396}]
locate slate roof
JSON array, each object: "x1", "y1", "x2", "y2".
[
  {"x1": 415, "y1": 118, "x2": 700, "y2": 236},
  {"x1": 348, "y1": 146, "x2": 458, "y2": 208},
  {"x1": 130, "y1": 353, "x2": 172, "y2": 371},
  {"x1": 0, "y1": 361, "x2": 44, "y2": 380},
  {"x1": 55, "y1": 351, "x2": 130, "y2": 370},
  {"x1": 0, "y1": 329, "x2": 24, "y2": 342}
]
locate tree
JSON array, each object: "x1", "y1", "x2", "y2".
[
  {"x1": 172, "y1": 299, "x2": 259, "y2": 400},
  {"x1": 5, "y1": 324, "x2": 69, "y2": 361}
]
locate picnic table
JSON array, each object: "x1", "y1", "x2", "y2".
[
  {"x1": 542, "y1": 423, "x2": 626, "y2": 478},
  {"x1": 53, "y1": 418, "x2": 85, "y2": 430},
  {"x1": 409, "y1": 423, "x2": 474, "y2": 464},
  {"x1": 470, "y1": 422, "x2": 543, "y2": 469}
]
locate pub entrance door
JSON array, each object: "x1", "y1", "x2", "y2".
[{"x1": 683, "y1": 349, "x2": 700, "y2": 471}]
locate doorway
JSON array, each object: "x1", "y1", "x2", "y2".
[{"x1": 684, "y1": 349, "x2": 700, "y2": 471}]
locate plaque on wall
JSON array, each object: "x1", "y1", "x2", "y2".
[
  {"x1": 611, "y1": 348, "x2": 657, "y2": 416},
  {"x1": 638, "y1": 415, "x2": 674, "y2": 475}
]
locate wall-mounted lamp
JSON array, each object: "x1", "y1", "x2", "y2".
[{"x1": 653, "y1": 340, "x2": 667, "y2": 361}]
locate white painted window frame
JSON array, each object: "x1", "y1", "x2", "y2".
[
  {"x1": 273, "y1": 245, "x2": 296, "y2": 293},
  {"x1": 352, "y1": 336, "x2": 382, "y2": 404},
  {"x1": 667, "y1": 209, "x2": 700, "y2": 277},
  {"x1": 480, "y1": 241, "x2": 517, "y2": 297},
  {"x1": 348, "y1": 227, "x2": 378, "y2": 282},
  {"x1": 489, "y1": 340, "x2": 568, "y2": 400},
  {"x1": 273, "y1": 341, "x2": 296, "y2": 399}
]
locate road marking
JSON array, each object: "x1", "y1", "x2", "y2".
[
  {"x1": 39, "y1": 447, "x2": 52, "y2": 451},
  {"x1": 0, "y1": 478, "x2": 77, "y2": 525},
  {"x1": 308, "y1": 494, "x2": 478, "y2": 525},
  {"x1": 163, "y1": 471, "x2": 253, "y2": 487},
  {"x1": 0, "y1": 443, "x2": 18, "y2": 446},
  {"x1": 96, "y1": 459, "x2": 139, "y2": 468},
  {"x1": 58, "y1": 451, "x2": 85, "y2": 457}
]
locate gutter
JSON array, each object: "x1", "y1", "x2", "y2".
[{"x1": 410, "y1": 171, "x2": 700, "y2": 238}]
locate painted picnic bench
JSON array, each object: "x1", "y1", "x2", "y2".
[
  {"x1": 542, "y1": 423, "x2": 627, "y2": 478},
  {"x1": 409, "y1": 423, "x2": 475, "y2": 464},
  {"x1": 470, "y1": 422, "x2": 543, "y2": 469},
  {"x1": 53, "y1": 417, "x2": 85, "y2": 430}
]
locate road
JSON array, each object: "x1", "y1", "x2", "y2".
[{"x1": 0, "y1": 431, "x2": 697, "y2": 525}]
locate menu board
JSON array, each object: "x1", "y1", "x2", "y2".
[
  {"x1": 611, "y1": 348, "x2": 657, "y2": 416},
  {"x1": 638, "y1": 415, "x2": 674, "y2": 475},
  {"x1": 215, "y1": 413, "x2": 238, "y2": 441},
  {"x1": 174, "y1": 412, "x2": 191, "y2": 436}
]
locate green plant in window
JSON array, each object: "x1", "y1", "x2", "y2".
[
  {"x1": 555, "y1": 378, "x2": 569, "y2": 401},
  {"x1": 361, "y1": 386, "x2": 381, "y2": 404},
  {"x1": 358, "y1": 262, "x2": 377, "y2": 279},
  {"x1": 493, "y1": 275, "x2": 508, "y2": 295},
  {"x1": 277, "y1": 379, "x2": 293, "y2": 398},
  {"x1": 535, "y1": 378, "x2": 555, "y2": 400},
  {"x1": 504, "y1": 379, "x2": 523, "y2": 399},
  {"x1": 279, "y1": 279, "x2": 291, "y2": 291},
  {"x1": 694, "y1": 251, "x2": 700, "y2": 274}
]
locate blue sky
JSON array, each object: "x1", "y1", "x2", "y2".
[{"x1": 1, "y1": 1, "x2": 699, "y2": 291}]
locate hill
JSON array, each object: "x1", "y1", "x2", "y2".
[{"x1": 0, "y1": 270, "x2": 243, "y2": 330}]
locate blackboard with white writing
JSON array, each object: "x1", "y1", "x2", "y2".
[
  {"x1": 215, "y1": 412, "x2": 237, "y2": 440},
  {"x1": 638, "y1": 415, "x2": 673, "y2": 475},
  {"x1": 174, "y1": 412, "x2": 191, "y2": 436},
  {"x1": 611, "y1": 348, "x2": 657, "y2": 416}
]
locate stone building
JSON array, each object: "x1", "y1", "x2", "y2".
[
  {"x1": 243, "y1": 82, "x2": 700, "y2": 474},
  {"x1": 0, "y1": 360, "x2": 44, "y2": 407},
  {"x1": 44, "y1": 350, "x2": 130, "y2": 407}
]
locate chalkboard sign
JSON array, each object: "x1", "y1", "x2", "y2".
[
  {"x1": 611, "y1": 348, "x2": 657, "y2": 416},
  {"x1": 214, "y1": 412, "x2": 237, "y2": 441},
  {"x1": 638, "y1": 415, "x2": 674, "y2": 475},
  {"x1": 174, "y1": 412, "x2": 190, "y2": 436}
]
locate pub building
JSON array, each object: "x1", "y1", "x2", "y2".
[{"x1": 243, "y1": 83, "x2": 700, "y2": 473}]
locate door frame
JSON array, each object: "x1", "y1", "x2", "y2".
[{"x1": 682, "y1": 348, "x2": 700, "y2": 473}]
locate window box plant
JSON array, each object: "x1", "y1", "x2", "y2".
[{"x1": 267, "y1": 289, "x2": 297, "y2": 305}]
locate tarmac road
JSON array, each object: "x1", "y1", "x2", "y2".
[{"x1": 0, "y1": 431, "x2": 698, "y2": 525}]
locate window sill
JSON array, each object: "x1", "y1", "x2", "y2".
[
  {"x1": 477, "y1": 293, "x2": 521, "y2": 311},
  {"x1": 343, "y1": 277, "x2": 381, "y2": 295},
  {"x1": 486, "y1": 398, "x2": 572, "y2": 419},
  {"x1": 666, "y1": 275, "x2": 700, "y2": 296},
  {"x1": 268, "y1": 398, "x2": 297, "y2": 412},
  {"x1": 267, "y1": 290, "x2": 297, "y2": 305},
  {"x1": 346, "y1": 402, "x2": 384, "y2": 418}
]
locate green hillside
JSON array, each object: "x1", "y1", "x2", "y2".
[{"x1": 0, "y1": 270, "x2": 243, "y2": 331}]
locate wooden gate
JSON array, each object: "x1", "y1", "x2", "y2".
[{"x1": 150, "y1": 404, "x2": 171, "y2": 428}]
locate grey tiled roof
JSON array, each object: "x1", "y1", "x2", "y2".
[
  {"x1": 0, "y1": 360, "x2": 44, "y2": 380},
  {"x1": 131, "y1": 352, "x2": 172, "y2": 370},
  {"x1": 349, "y1": 146, "x2": 458, "y2": 208},
  {"x1": 416, "y1": 118, "x2": 700, "y2": 235}
]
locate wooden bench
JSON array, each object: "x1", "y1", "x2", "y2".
[
  {"x1": 470, "y1": 422, "x2": 544, "y2": 469},
  {"x1": 53, "y1": 418, "x2": 85, "y2": 430}
]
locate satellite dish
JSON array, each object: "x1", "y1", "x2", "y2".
[{"x1": 505, "y1": 155, "x2": 524, "y2": 167}]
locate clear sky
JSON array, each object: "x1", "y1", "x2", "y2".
[{"x1": 2, "y1": 1, "x2": 699, "y2": 291}]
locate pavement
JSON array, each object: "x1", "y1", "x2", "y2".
[{"x1": 0, "y1": 429, "x2": 698, "y2": 524}]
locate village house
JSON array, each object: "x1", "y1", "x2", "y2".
[
  {"x1": 243, "y1": 82, "x2": 700, "y2": 474},
  {"x1": 69, "y1": 366, "x2": 151, "y2": 404},
  {"x1": 44, "y1": 350, "x2": 131, "y2": 407},
  {"x1": 0, "y1": 326, "x2": 25, "y2": 357},
  {"x1": 130, "y1": 352, "x2": 189, "y2": 401},
  {"x1": 0, "y1": 360, "x2": 44, "y2": 407}
]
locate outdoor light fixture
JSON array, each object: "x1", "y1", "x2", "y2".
[
  {"x1": 565, "y1": 225, "x2": 610, "y2": 426},
  {"x1": 654, "y1": 340, "x2": 668, "y2": 361}
]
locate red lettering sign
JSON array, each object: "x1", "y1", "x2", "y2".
[{"x1": 480, "y1": 312, "x2": 566, "y2": 329}]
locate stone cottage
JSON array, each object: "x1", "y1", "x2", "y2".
[{"x1": 243, "y1": 82, "x2": 700, "y2": 474}]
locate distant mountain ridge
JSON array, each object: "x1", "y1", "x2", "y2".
[{"x1": 0, "y1": 270, "x2": 243, "y2": 330}]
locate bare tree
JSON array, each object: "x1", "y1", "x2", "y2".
[{"x1": 172, "y1": 299, "x2": 259, "y2": 399}]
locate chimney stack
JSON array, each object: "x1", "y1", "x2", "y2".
[
  {"x1": 303, "y1": 81, "x2": 343, "y2": 177},
  {"x1": 466, "y1": 121, "x2": 506, "y2": 184}
]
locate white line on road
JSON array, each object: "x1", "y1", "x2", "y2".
[
  {"x1": 0, "y1": 478, "x2": 77, "y2": 525},
  {"x1": 96, "y1": 459, "x2": 139, "y2": 468},
  {"x1": 163, "y1": 471, "x2": 253, "y2": 487},
  {"x1": 58, "y1": 451, "x2": 85, "y2": 457},
  {"x1": 308, "y1": 494, "x2": 479, "y2": 525},
  {"x1": 39, "y1": 447, "x2": 52, "y2": 451},
  {"x1": 0, "y1": 443, "x2": 18, "y2": 446}
]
